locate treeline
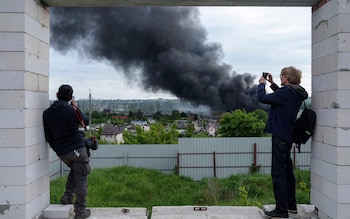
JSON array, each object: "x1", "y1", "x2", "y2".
[{"x1": 86, "y1": 108, "x2": 270, "y2": 144}]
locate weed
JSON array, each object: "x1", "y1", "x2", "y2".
[{"x1": 50, "y1": 166, "x2": 310, "y2": 214}]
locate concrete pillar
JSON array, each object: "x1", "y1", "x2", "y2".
[
  {"x1": 311, "y1": 0, "x2": 350, "y2": 218},
  {"x1": 0, "y1": 0, "x2": 50, "y2": 218}
]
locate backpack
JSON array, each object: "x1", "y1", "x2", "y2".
[{"x1": 293, "y1": 101, "x2": 316, "y2": 152}]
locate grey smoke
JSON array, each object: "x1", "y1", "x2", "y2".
[{"x1": 50, "y1": 7, "x2": 260, "y2": 112}]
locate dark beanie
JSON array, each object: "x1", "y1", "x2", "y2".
[{"x1": 57, "y1": 84, "x2": 73, "y2": 101}]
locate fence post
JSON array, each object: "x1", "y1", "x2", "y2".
[
  {"x1": 253, "y1": 143, "x2": 257, "y2": 167},
  {"x1": 293, "y1": 145, "x2": 296, "y2": 167},
  {"x1": 213, "y1": 151, "x2": 216, "y2": 178},
  {"x1": 124, "y1": 151, "x2": 127, "y2": 165},
  {"x1": 176, "y1": 153, "x2": 180, "y2": 175},
  {"x1": 60, "y1": 160, "x2": 64, "y2": 177}
]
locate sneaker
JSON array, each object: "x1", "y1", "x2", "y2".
[
  {"x1": 265, "y1": 209, "x2": 288, "y2": 218},
  {"x1": 288, "y1": 208, "x2": 298, "y2": 214},
  {"x1": 74, "y1": 209, "x2": 91, "y2": 219},
  {"x1": 288, "y1": 204, "x2": 298, "y2": 214},
  {"x1": 60, "y1": 196, "x2": 73, "y2": 205}
]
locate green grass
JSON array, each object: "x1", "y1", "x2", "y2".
[{"x1": 50, "y1": 166, "x2": 310, "y2": 215}]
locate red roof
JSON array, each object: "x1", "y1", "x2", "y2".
[{"x1": 111, "y1": 115, "x2": 129, "y2": 119}]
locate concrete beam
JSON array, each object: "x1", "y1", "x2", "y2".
[{"x1": 42, "y1": 0, "x2": 319, "y2": 7}]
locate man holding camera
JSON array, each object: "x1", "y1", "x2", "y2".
[
  {"x1": 258, "y1": 67, "x2": 308, "y2": 219},
  {"x1": 43, "y1": 84, "x2": 91, "y2": 219}
]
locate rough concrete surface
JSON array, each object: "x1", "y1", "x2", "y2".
[{"x1": 44, "y1": 204, "x2": 319, "y2": 219}]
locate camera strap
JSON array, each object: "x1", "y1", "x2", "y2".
[{"x1": 72, "y1": 105, "x2": 87, "y2": 129}]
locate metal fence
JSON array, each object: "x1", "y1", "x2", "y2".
[
  {"x1": 177, "y1": 138, "x2": 311, "y2": 180},
  {"x1": 50, "y1": 137, "x2": 311, "y2": 181},
  {"x1": 50, "y1": 144, "x2": 178, "y2": 179}
]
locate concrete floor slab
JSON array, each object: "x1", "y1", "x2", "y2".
[
  {"x1": 151, "y1": 206, "x2": 265, "y2": 219},
  {"x1": 88, "y1": 207, "x2": 148, "y2": 219},
  {"x1": 44, "y1": 205, "x2": 319, "y2": 219}
]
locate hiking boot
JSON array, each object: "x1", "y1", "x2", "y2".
[
  {"x1": 60, "y1": 196, "x2": 73, "y2": 205},
  {"x1": 265, "y1": 209, "x2": 288, "y2": 218},
  {"x1": 74, "y1": 209, "x2": 91, "y2": 219}
]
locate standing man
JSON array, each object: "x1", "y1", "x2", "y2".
[
  {"x1": 258, "y1": 67, "x2": 308, "y2": 218},
  {"x1": 43, "y1": 84, "x2": 91, "y2": 219}
]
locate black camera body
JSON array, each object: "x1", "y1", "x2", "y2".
[
  {"x1": 262, "y1": 72, "x2": 268, "y2": 79},
  {"x1": 84, "y1": 136, "x2": 98, "y2": 150}
]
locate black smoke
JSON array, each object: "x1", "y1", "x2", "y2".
[{"x1": 50, "y1": 7, "x2": 260, "y2": 112}]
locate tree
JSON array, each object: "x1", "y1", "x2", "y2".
[
  {"x1": 153, "y1": 111, "x2": 162, "y2": 120},
  {"x1": 90, "y1": 111, "x2": 109, "y2": 124},
  {"x1": 135, "y1": 109, "x2": 144, "y2": 120},
  {"x1": 252, "y1": 109, "x2": 268, "y2": 123},
  {"x1": 128, "y1": 110, "x2": 134, "y2": 119},
  {"x1": 171, "y1": 110, "x2": 181, "y2": 119},
  {"x1": 180, "y1": 112, "x2": 187, "y2": 118},
  {"x1": 218, "y1": 109, "x2": 265, "y2": 137},
  {"x1": 182, "y1": 123, "x2": 195, "y2": 137},
  {"x1": 111, "y1": 118, "x2": 127, "y2": 126},
  {"x1": 123, "y1": 123, "x2": 179, "y2": 144}
]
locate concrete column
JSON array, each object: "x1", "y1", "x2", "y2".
[
  {"x1": 0, "y1": 0, "x2": 50, "y2": 218},
  {"x1": 311, "y1": 0, "x2": 350, "y2": 218}
]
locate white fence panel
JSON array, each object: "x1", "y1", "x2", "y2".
[
  {"x1": 90, "y1": 144, "x2": 178, "y2": 172},
  {"x1": 177, "y1": 137, "x2": 311, "y2": 180},
  {"x1": 50, "y1": 138, "x2": 311, "y2": 181}
]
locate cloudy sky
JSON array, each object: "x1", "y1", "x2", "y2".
[{"x1": 49, "y1": 6, "x2": 312, "y2": 101}]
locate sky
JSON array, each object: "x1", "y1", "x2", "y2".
[{"x1": 49, "y1": 6, "x2": 312, "y2": 101}]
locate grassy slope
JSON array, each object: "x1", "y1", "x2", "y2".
[{"x1": 51, "y1": 166, "x2": 310, "y2": 212}]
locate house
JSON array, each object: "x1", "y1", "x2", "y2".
[
  {"x1": 207, "y1": 124, "x2": 217, "y2": 137},
  {"x1": 131, "y1": 120, "x2": 147, "y2": 126},
  {"x1": 131, "y1": 120, "x2": 150, "y2": 131},
  {"x1": 100, "y1": 126, "x2": 124, "y2": 144},
  {"x1": 176, "y1": 120, "x2": 189, "y2": 134},
  {"x1": 206, "y1": 120, "x2": 219, "y2": 137}
]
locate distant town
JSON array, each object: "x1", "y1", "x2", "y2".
[
  {"x1": 49, "y1": 97, "x2": 311, "y2": 116},
  {"x1": 48, "y1": 97, "x2": 311, "y2": 144},
  {"x1": 73, "y1": 98, "x2": 213, "y2": 116}
]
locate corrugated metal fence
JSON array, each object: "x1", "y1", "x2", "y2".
[
  {"x1": 50, "y1": 137, "x2": 311, "y2": 181},
  {"x1": 177, "y1": 138, "x2": 311, "y2": 180}
]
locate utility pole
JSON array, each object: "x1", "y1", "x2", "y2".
[{"x1": 89, "y1": 89, "x2": 92, "y2": 136}]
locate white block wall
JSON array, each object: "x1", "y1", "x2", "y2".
[
  {"x1": 311, "y1": 0, "x2": 350, "y2": 218},
  {"x1": 0, "y1": 0, "x2": 349, "y2": 218},
  {"x1": 0, "y1": 0, "x2": 50, "y2": 218}
]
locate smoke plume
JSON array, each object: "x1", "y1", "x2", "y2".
[{"x1": 50, "y1": 7, "x2": 260, "y2": 112}]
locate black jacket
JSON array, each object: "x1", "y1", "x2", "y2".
[
  {"x1": 258, "y1": 83, "x2": 308, "y2": 143},
  {"x1": 43, "y1": 100, "x2": 88, "y2": 156}
]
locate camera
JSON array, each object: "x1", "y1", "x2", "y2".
[
  {"x1": 262, "y1": 72, "x2": 268, "y2": 79},
  {"x1": 84, "y1": 136, "x2": 98, "y2": 150}
]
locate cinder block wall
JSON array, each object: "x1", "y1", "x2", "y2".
[
  {"x1": 0, "y1": 0, "x2": 50, "y2": 218},
  {"x1": 311, "y1": 0, "x2": 350, "y2": 218},
  {"x1": 1, "y1": 0, "x2": 350, "y2": 218}
]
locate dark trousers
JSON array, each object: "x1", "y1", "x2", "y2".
[
  {"x1": 60, "y1": 147, "x2": 91, "y2": 215},
  {"x1": 271, "y1": 136, "x2": 296, "y2": 213}
]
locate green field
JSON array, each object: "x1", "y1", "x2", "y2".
[{"x1": 51, "y1": 166, "x2": 310, "y2": 216}]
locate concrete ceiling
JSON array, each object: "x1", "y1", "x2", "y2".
[{"x1": 42, "y1": 0, "x2": 320, "y2": 7}]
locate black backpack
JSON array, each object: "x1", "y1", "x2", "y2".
[{"x1": 293, "y1": 101, "x2": 316, "y2": 152}]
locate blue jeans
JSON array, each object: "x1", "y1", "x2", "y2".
[{"x1": 271, "y1": 136, "x2": 296, "y2": 213}]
